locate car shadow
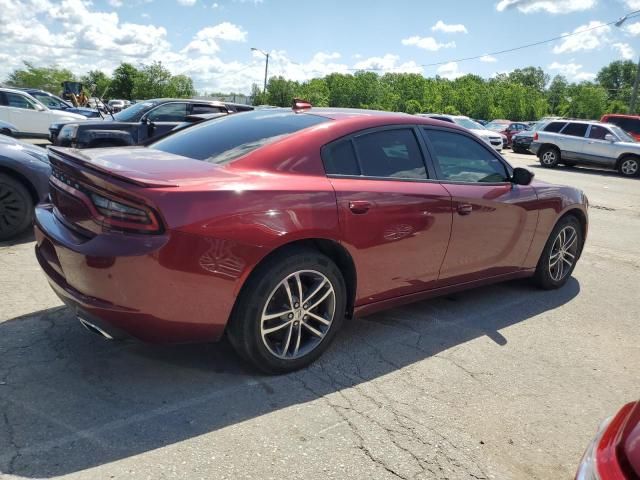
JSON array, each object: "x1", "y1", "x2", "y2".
[
  {"x1": 0, "y1": 229, "x2": 35, "y2": 247},
  {"x1": 0, "y1": 277, "x2": 580, "y2": 477}
]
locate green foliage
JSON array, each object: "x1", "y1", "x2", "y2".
[
  {"x1": 5, "y1": 62, "x2": 76, "y2": 95},
  {"x1": 81, "y1": 70, "x2": 111, "y2": 97},
  {"x1": 404, "y1": 99, "x2": 422, "y2": 114},
  {"x1": 109, "y1": 63, "x2": 139, "y2": 100}
]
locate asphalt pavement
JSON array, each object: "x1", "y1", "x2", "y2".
[{"x1": 0, "y1": 149, "x2": 638, "y2": 479}]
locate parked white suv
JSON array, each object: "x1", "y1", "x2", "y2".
[
  {"x1": 417, "y1": 114, "x2": 504, "y2": 152},
  {"x1": 0, "y1": 87, "x2": 86, "y2": 137}
]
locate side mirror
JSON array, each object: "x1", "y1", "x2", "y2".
[
  {"x1": 511, "y1": 167, "x2": 534, "y2": 186},
  {"x1": 604, "y1": 134, "x2": 616, "y2": 142},
  {"x1": 35, "y1": 104, "x2": 46, "y2": 112}
]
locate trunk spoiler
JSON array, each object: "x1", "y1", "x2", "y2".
[{"x1": 48, "y1": 147, "x2": 179, "y2": 188}]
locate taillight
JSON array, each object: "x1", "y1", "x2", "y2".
[
  {"x1": 50, "y1": 174, "x2": 162, "y2": 234},
  {"x1": 533, "y1": 132, "x2": 539, "y2": 141}
]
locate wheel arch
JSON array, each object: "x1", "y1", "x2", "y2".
[
  {"x1": 0, "y1": 165, "x2": 39, "y2": 204},
  {"x1": 234, "y1": 237, "x2": 358, "y2": 322},
  {"x1": 538, "y1": 143, "x2": 560, "y2": 157},
  {"x1": 555, "y1": 207, "x2": 588, "y2": 258},
  {"x1": 615, "y1": 152, "x2": 640, "y2": 169}
]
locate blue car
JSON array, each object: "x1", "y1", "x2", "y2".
[
  {"x1": 20, "y1": 89, "x2": 102, "y2": 118},
  {"x1": 0, "y1": 134, "x2": 50, "y2": 240}
]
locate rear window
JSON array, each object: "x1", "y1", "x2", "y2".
[
  {"x1": 561, "y1": 123, "x2": 588, "y2": 137},
  {"x1": 150, "y1": 110, "x2": 329, "y2": 164},
  {"x1": 544, "y1": 121, "x2": 567, "y2": 133}
]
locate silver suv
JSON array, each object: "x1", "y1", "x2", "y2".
[{"x1": 530, "y1": 120, "x2": 640, "y2": 177}]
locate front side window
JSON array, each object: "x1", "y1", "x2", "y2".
[
  {"x1": 146, "y1": 103, "x2": 188, "y2": 122},
  {"x1": 352, "y1": 129, "x2": 427, "y2": 180},
  {"x1": 113, "y1": 101, "x2": 157, "y2": 122},
  {"x1": 544, "y1": 121, "x2": 567, "y2": 133},
  {"x1": 561, "y1": 123, "x2": 588, "y2": 137},
  {"x1": 5, "y1": 92, "x2": 37, "y2": 110},
  {"x1": 588, "y1": 125, "x2": 611, "y2": 140},
  {"x1": 424, "y1": 129, "x2": 508, "y2": 183}
]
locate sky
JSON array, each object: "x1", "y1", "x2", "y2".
[{"x1": 0, "y1": 0, "x2": 639, "y2": 94}]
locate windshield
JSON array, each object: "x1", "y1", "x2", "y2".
[
  {"x1": 610, "y1": 125, "x2": 636, "y2": 142},
  {"x1": 150, "y1": 110, "x2": 330, "y2": 164},
  {"x1": 31, "y1": 92, "x2": 70, "y2": 109},
  {"x1": 112, "y1": 101, "x2": 157, "y2": 121},
  {"x1": 485, "y1": 122, "x2": 508, "y2": 131},
  {"x1": 530, "y1": 121, "x2": 546, "y2": 131},
  {"x1": 453, "y1": 117, "x2": 483, "y2": 130}
]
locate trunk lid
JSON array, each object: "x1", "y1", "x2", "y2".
[{"x1": 48, "y1": 146, "x2": 224, "y2": 188}]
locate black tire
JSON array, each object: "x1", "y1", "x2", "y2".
[
  {"x1": 617, "y1": 155, "x2": 640, "y2": 178},
  {"x1": 227, "y1": 248, "x2": 347, "y2": 374},
  {"x1": 512, "y1": 146, "x2": 522, "y2": 154},
  {"x1": 0, "y1": 174, "x2": 33, "y2": 241},
  {"x1": 539, "y1": 145, "x2": 560, "y2": 168},
  {"x1": 533, "y1": 215, "x2": 583, "y2": 290}
]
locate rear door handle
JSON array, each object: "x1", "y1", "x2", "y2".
[
  {"x1": 348, "y1": 200, "x2": 372, "y2": 214},
  {"x1": 457, "y1": 204, "x2": 473, "y2": 215}
]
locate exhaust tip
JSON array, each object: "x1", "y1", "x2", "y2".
[{"x1": 78, "y1": 317, "x2": 114, "y2": 340}]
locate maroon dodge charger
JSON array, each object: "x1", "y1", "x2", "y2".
[{"x1": 34, "y1": 106, "x2": 588, "y2": 373}]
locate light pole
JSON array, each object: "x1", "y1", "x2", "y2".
[
  {"x1": 615, "y1": 12, "x2": 640, "y2": 114},
  {"x1": 251, "y1": 47, "x2": 269, "y2": 94}
]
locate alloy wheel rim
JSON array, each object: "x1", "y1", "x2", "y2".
[
  {"x1": 542, "y1": 151, "x2": 556, "y2": 165},
  {"x1": 0, "y1": 183, "x2": 26, "y2": 234},
  {"x1": 260, "y1": 269, "x2": 336, "y2": 360},
  {"x1": 548, "y1": 226, "x2": 578, "y2": 282},
  {"x1": 621, "y1": 159, "x2": 638, "y2": 175}
]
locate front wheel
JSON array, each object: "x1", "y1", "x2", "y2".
[
  {"x1": 618, "y1": 156, "x2": 640, "y2": 177},
  {"x1": 227, "y1": 248, "x2": 346, "y2": 374},
  {"x1": 533, "y1": 216, "x2": 583, "y2": 290}
]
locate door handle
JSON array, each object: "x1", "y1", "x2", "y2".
[
  {"x1": 348, "y1": 200, "x2": 372, "y2": 214},
  {"x1": 457, "y1": 204, "x2": 473, "y2": 215}
]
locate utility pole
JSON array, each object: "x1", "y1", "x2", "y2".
[{"x1": 251, "y1": 47, "x2": 270, "y2": 94}]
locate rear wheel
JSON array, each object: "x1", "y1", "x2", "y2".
[
  {"x1": 227, "y1": 248, "x2": 346, "y2": 374},
  {"x1": 539, "y1": 146, "x2": 560, "y2": 168},
  {"x1": 618, "y1": 156, "x2": 640, "y2": 178},
  {"x1": 533, "y1": 215, "x2": 583, "y2": 290},
  {"x1": 0, "y1": 174, "x2": 33, "y2": 241}
]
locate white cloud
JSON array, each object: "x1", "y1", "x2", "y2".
[
  {"x1": 178, "y1": 0, "x2": 197, "y2": 4},
  {"x1": 548, "y1": 61, "x2": 596, "y2": 81},
  {"x1": 480, "y1": 54, "x2": 497, "y2": 62},
  {"x1": 211, "y1": 2, "x2": 219, "y2": 7},
  {"x1": 353, "y1": 54, "x2": 423, "y2": 74},
  {"x1": 625, "y1": 0, "x2": 640, "y2": 8},
  {"x1": 182, "y1": 22, "x2": 247, "y2": 54},
  {"x1": 496, "y1": 0, "x2": 596, "y2": 13},
  {"x1": 108, "y1": 0, "x2": 122, "y2": 6},
  {"x1": 625, "y1": 22, "x2": 640, "y2": 36},
  {"x1": 436, "y1": 62, "x2": 463, "y2": 80},
  {"x1": 552, "y1": 20, "x2": 610, "y2": 54},
  {"x1": 612, "y1": 42, "x2": 635, "y2": 60},
  {"x1": 401, "y1": 35, "x2": 456, "y2": 51},
  {"x1": 431, "y1": 20, "x2": 468, "y2": 34}
]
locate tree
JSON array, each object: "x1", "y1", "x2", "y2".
[
  {"x1": 596, "y1": 60, "x2": 637, "y2": 103},
  {"x1": 565, "y1": 83, "x2": 608, "y2": 119},
  {"x1": 110, "y1": 63, "x2": 139, "y2": 100},
  {"x1": 5, "y1": 62, "x2": 76, "y2": 95},
  {"x1": 547, "y1": 75, "x2": 568, "y2": 115},
  {"x1": 131, "y1": 62, "x2": 173, "y2": 99},
  {"x1": 296, "y1": 78, "x2": 330, "y2": 106},
  {"x1": 404, "y1": 99, "x2": 422, "y2": 114},
  {"x1": 508, "y1": 67, "x2": 549, "y2": 93},
  {"x1": 167, "y1": 75, "x2": 195, "y2": 98},
  {"x1": 81, "y1": 70, "x2": 110, "y2": 98},
  {"x1": 264, "y1": 76, "x2": 298, "y2": 107}
]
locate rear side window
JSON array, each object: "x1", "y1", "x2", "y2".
[
  {"x1": 192, "y1": 104, "x2": 226, "y2": 115},
  {"x1": 353, "y1": 129, "x2": 427, "y2": 179},
  {"x1": 150, "y1": 111, "x2": 329, "y2": 163},
  {"x1": 544, "y1": 122, "x2": 567, "y2": 133},
  {"x1": 561, "y1": 123, "x2": 588, "y2": 137},
  {"x1": 323, "y1": 139, "x2": 360, "y2": 176}
]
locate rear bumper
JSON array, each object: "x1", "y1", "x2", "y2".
[
  {"x1": 34, "y1": 203, "x2": 235, "y2": 343},
  {"x1": 529, "y1": 142, "x2": 542, "y2": 155}
]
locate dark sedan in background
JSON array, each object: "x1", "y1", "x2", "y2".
[
  {"x1": 0, "y1": 134, "x2": 50, "y2": 240},
  {"x1": 20, "y1": 88, "x2": 101, "y2": 118},
  {"x1": 511, "y1": 120, "x2": 547, "y2": 154}
]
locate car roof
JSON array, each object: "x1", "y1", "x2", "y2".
[
  {"x1": 0, "y1": 87, "x2": 32, "y2": 95},
  {"x1": 300, "y1": 107, "x2": 415, "y2": 121},
  {"x1": 602, "y1": 114, "x2": 640, "y2": 119}
]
